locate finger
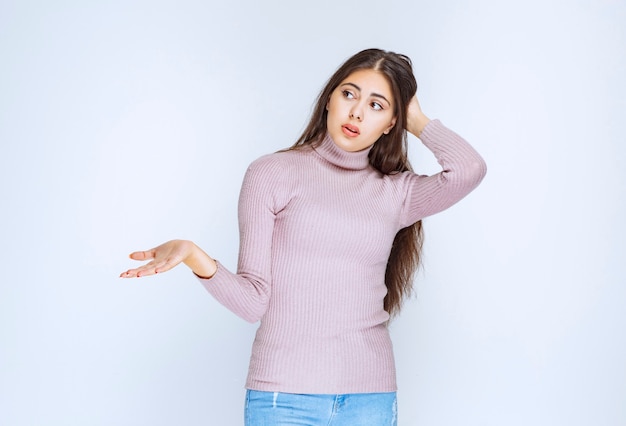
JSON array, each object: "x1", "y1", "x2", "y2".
[
  {"x1": 120, "y1": 268, "x2": 141, "y2": 278},
  {"x1": 120, "y1": 260, "x2": 162, "y2": 278},
  {"x1": 121, "y1": 256, "x2": 179, "y2": 278},
  {"x1": 121, "y1": 267, "x2": 158, "y2": 278},
  {"x1": 129, "y1": 250, "x2": 156, "y2": 261}
]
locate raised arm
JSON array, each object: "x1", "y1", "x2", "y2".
[{"x1": 397, "y1": 95, "x2": 487, "y2": 227}]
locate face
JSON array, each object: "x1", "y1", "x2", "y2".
[{"x1": 326, "y1": 69, "x2": 397, "y2": 152}]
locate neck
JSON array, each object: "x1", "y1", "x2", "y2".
[{"x1": 312, "y1": 133, "x2": 372, "y2": 171}]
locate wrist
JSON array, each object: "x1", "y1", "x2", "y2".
[
  {"x1": 408, "y1": 113, "x2": 431, "y2": 138},
  {"x1": 184, "y1": 242, "x2": 218, "y2": 279}
]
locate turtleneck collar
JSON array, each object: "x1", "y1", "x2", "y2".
[{"x1": 312, "y1": 133, "x2": 372, "y2": 171}]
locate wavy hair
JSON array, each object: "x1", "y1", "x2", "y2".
[{"x1": 289, "y1": 48, "x2": 423, "y2": 318}]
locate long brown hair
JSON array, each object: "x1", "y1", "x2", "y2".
[{"x1": 289, "y1": 48, "x2": 424, "y2": 318}]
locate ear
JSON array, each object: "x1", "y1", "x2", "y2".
[{"x1": 383, "y1": 116, "x2": 397, "y2": 135}]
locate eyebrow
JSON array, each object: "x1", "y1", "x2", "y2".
[{"x1": 341, "y1": 82, "x2": 391, "y2": 105}]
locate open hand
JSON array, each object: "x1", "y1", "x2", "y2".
[{"x1": 120, "y1": 239, "x2": 196, "y2": 278}]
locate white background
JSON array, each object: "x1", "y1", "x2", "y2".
[{"x1": 1, "y1": 0, "x2": 624, "y2": 425}]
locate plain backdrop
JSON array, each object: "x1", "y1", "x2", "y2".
[{"x1": 1, "y1": 0, "x2": 624, "y2": 425}]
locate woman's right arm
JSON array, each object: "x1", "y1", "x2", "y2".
[
  {"x1": 194, "y1": 156, "x2": 282, "y2": 323},
  {"x1": 120, "y1": 155, "x2": 283, "y2": 323}
]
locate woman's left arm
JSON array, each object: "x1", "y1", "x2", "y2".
[{"x1": 398, "y1": 95, "x2": 487, "y2": 227}]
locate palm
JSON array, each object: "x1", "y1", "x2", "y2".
[{"x1": 121, "y1": 240, "x2": 192, "y2": 278}]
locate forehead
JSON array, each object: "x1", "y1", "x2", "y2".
[{"x1": 339, "y1": 69, "x2": 393, "y2": 97}]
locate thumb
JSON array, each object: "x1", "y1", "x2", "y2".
[{"x1": 129, "y1": 250, "x2": 155, "y2": 261}]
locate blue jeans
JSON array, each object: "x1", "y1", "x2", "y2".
[{"x1": 244, "y1": 390, "x2": 398, "y2": 425}]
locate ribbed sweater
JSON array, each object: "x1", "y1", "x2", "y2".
[{"x1": 198, "y1": 119, "x2": 486, "y2": 394}]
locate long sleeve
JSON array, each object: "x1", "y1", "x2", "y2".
[
  {"x1": 398, "y1": 119, "x2": 487, "y2": 227},
  {"x1": 193, "y1": 126, "x2": 486, "y2": 394},
  {"x1": 197, "y1": 155, "x2": 287, "y2": 323}
]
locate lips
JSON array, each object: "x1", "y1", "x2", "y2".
[{"x1": 342, "y1": 124, "x2": 360, "y2": 137}]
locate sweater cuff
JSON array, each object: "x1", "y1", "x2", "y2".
[
  {"x1": 193, "y1": 260, "x2": 221, "y2": 281},
  {"x1": 417, "y1": 118, "x2": 442, "y2": 141}
]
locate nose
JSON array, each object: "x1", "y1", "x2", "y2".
[{"x1": 349, "y1": 104, "x2": 363, "y2": 121}]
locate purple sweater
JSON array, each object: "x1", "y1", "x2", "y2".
[{"x1": 198, "y1": 119, "x2": 486, "y2": 394}]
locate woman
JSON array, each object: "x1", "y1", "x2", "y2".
[{"x1": 121, "y1": 48, "x2": 487, "y2": 425}]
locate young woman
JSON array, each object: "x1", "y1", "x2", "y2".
[{"x1": 121, "y1": 48, "x2": 487, "y2": 425}]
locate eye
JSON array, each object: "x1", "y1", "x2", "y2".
[
  {"x1": 342, "y1": 90, "x2": 355, "y2": 99},
  {"x1": 371, "y1": 102, "x2": 383, "y2": 111}
]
